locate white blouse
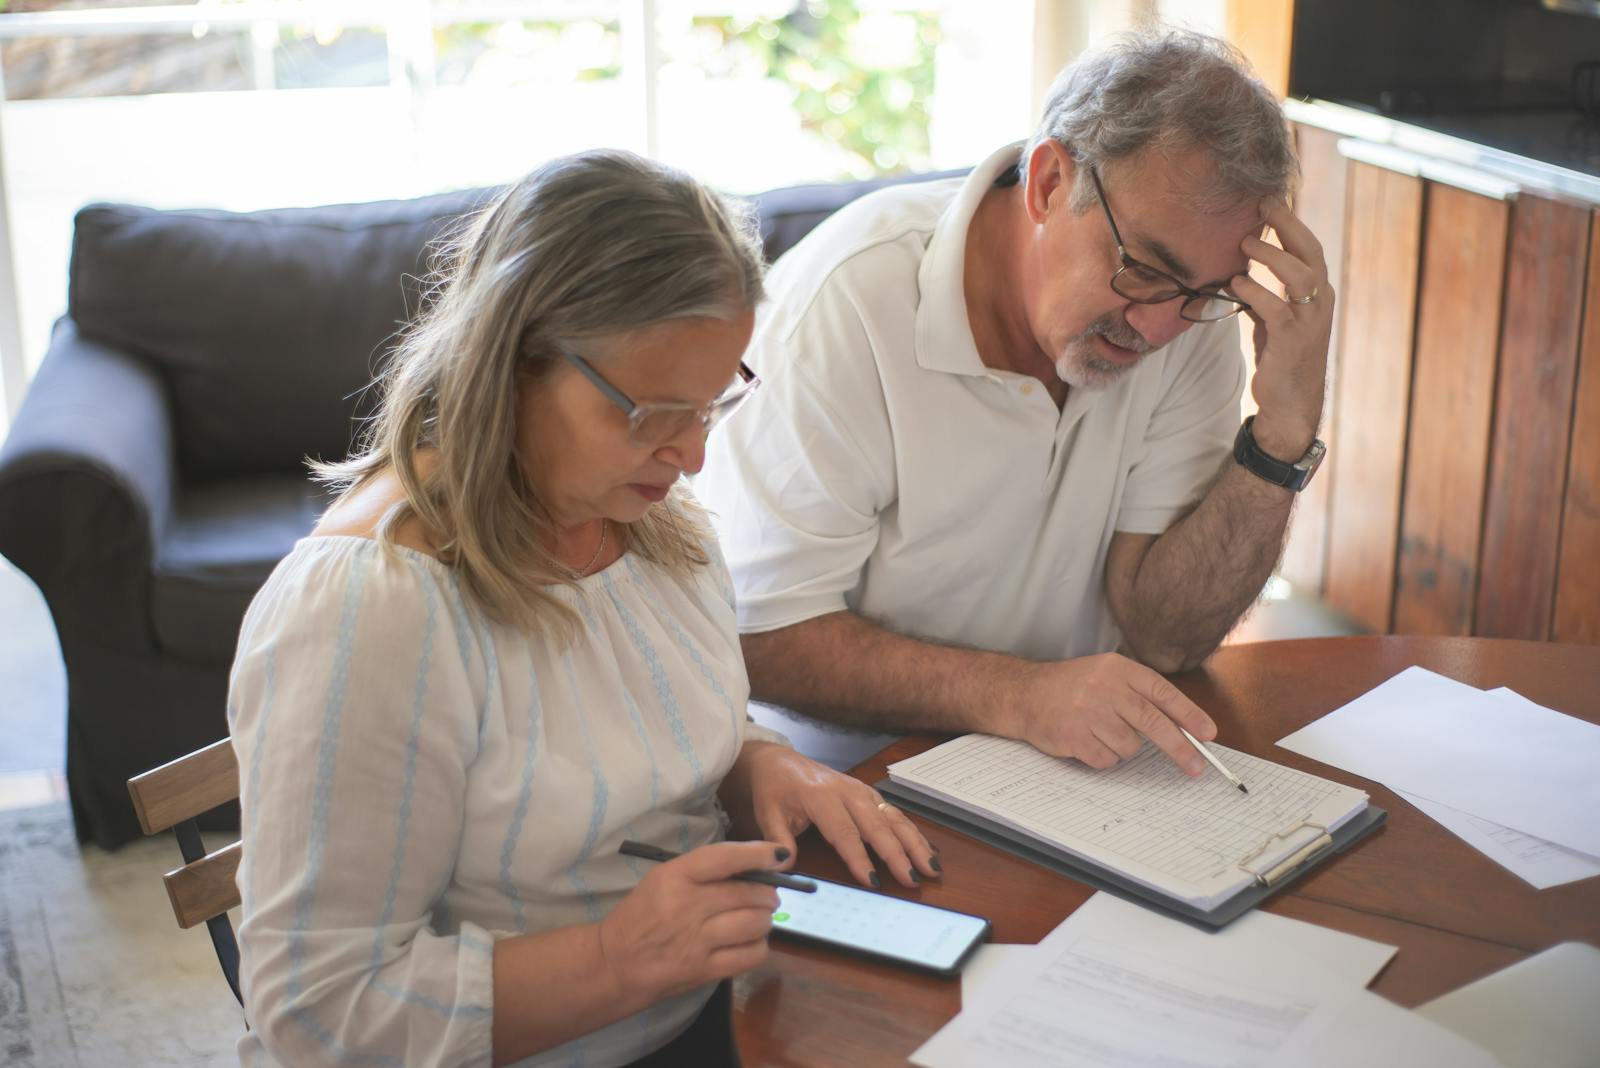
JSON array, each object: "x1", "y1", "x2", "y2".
[{"x1": 228, "y1": 534, "x2": 784, "y2": 1068}]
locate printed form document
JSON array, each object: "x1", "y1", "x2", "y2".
[
  {"x1": 917, "y1": 893, "x2": 1504, "y2": 1068},
  {"x1": 960, "y1": 900, "x2": 1397, "y2": 1014}
]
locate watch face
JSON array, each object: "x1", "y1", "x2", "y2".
[{"x1": 1296, "y1": 440, "x2": 1328, "y2": 477}]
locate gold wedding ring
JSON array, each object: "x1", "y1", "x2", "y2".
[
  {"x1": 1288, "y1": 286, "x2": 1319, "y2": 305},
  {"x1": 876, "y1": 801, "x2": 895, "y2": 815}
]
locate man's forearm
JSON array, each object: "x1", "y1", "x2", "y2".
[
  {"x1": 740, "y1": 611, "x2": 1033, "y2": 736},
  {"x1": 1116, "y1": 458, "x2": 1296, "y2": 673}
]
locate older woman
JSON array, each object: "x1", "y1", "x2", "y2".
[{"x1": 227, "y1": 150, "x2": 940, "y2": 1068}]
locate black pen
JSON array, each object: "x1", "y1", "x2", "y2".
[{"x1": 619, "y1": 839, "x2": 818, "y2": 893}]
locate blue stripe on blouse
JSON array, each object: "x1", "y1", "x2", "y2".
[
  {"x1": 441, "y1": 573, "x2": 489, "y2": 758},
  {"x1": 283, "y1": 552, "x2": 411, "y2": 1063},
  {"x1": 361, "y1": 564, "x2": 496, "y2": 1017},
  {"x1": 239, "y1": 644, "x2": 277, "y2": 913},
  {"x1": 623, "y1": 556, "x2": 741, "y2": 740},
  {"x1": 370, "y1": 565, "x2": 436, "y2": 966},
  {"x1": 619, "y1": 689, "x2": 663, "y2": 812},
  {"x1": 474, "y1": 602, "x2": 501, "y2": 758},
  {"x1": 281, "y1": 551, "x2": 489, "y2": 1048},
  {"x1": 600, "y1": 570, "x2": 704, "y2": 788},
  {"x1": 501, "y1": 638, "x2": 546, "y2": 934},
  {"x1": 557, "y1": 649, "x2": 608, "y2": 923},
  {"x1": 287, "y1": 549, "x2": 371, "y2": 997}
]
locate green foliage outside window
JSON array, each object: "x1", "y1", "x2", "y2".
[
  {"x1": 432, "y1": 19, "x2": 622, "y2": 86},
  {"x1": 0, "y1": 0, "x2": 938, "y2": 174},
  {"x1": 696, "y1": 1, "x2": 942, "y2": 177}
]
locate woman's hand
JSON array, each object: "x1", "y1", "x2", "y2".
[
  {"x1": 596, "y1": 840, "x2": 784, "y2": 1005},
  {"x1": 721, "y1": 741, "x2": 941, "y2": 889}
]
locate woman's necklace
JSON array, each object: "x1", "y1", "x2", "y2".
[{"x1": 574, "y1": 521, "x2": 608, "y2": 577}]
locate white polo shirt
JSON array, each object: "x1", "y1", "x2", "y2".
[{"x1": 699, "y1": 144, "x2": 1244, "y2": 762}]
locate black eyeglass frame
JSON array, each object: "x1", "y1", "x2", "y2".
[
  {"x1": 558, "y1": 346, "x2": 761, "y2": 446},
  {"x1": 1088, "y1": 164, "x2": 1251, "y2": 323}
]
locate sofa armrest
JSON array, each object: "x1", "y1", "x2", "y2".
[{"x1": 0, "y1": 319, "x2": 176, "y2": 645}]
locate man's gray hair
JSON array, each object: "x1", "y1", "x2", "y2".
[{"x1": 1027, "y1": 29, "x2": 1297, "y2": 214}]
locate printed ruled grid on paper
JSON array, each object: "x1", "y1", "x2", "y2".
[{"x1": 889, "y1": 735, "x2": 1368, "y2": 908}]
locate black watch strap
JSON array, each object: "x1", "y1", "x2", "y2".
[{"x1": 1233, "y1": 415, "x2": 1326, "y2": 492}]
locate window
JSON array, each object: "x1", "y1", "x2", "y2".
[{"x1": 0, "y1": 1, "x2": 1064, "y2": 421}]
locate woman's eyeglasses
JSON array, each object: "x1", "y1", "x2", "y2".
[{"x1": 558, "y1": 347, "x2": 762, "y2": 448}]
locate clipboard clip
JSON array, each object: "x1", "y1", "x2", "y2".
[{"x1": 1237, "y1": 820, "x2": 1333, "y2": 888}]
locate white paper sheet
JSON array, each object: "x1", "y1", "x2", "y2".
[
  {"x1": 1276, "y1": 667, "x2": 1600, "y2": 857},
  {"x1": 1299, "y1": 988, "x2": 1509, "y2": 1068},
  {"x1": 1418, "y1": 942, "x2": 1600, "y2": 1068},
  {"x1": 918, "y1": 894, "x2": 1497, "y2": 1068},
  {"x1": 1398, "y1": 789, "x2": 1600, "y2": 890},
  {"x1": 960, "y1": 899, "x2": 1397, "y2": 1013},
  {"x1": 960, "y1": 944, "x2": 1036, "y2": 1010}
]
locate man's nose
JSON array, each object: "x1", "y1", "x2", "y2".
[{"x1": 1123, "y1": 299, "x2": 1191, "y2": 350}]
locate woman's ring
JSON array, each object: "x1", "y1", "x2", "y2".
[
  {"x1": 877, "y1": 801, "x2": 895, "y2": 815},
  {"x1": 1288, "y1": 286, "x2": 1318, "y2": 305}
]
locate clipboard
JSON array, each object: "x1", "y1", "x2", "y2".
[{"x1": 876, "y1": 777, "x2": 1386, "y2": 929}]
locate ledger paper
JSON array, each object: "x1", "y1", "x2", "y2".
[{"x1": 888, "y1": 734, "x2": 1368, "y2": 909}]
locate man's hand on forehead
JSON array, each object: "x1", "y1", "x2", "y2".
[{"x1": 1228, "y1": 195, "x2": 1334, "y2": 458}]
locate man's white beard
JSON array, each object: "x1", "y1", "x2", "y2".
[{"x1": 1054, "y1": 313, "x2": 1154, "y2": 390}]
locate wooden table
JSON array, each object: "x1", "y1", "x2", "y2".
[{"x1": 731, "y1": 636, "x2": 1600, "y2": 1067}]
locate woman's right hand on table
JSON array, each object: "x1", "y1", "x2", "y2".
[{"x1": 597, "y1": 839, "x2": 785, "y2": 1003}]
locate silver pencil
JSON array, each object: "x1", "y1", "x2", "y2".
[{"x1": 1178, "y1": 726, "x2": 1249, "y2": 794}]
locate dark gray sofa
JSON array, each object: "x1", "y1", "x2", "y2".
[{"x1": 0, "y1": 167, "x2": 961, "y2": 849}]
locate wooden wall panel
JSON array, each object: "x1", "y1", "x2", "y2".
[
  {"x1": 1323, "y1": 163, "x2": 1424, "y2": 633},
  {"x1": 1279, "y1": 124, "x2": 1348, "y2": 596},
  {"x1": 1392, "y1": 186, "x2": 1510, "y2": 635},
  {"x1": 1553, "y1": 211, "x2": 1600, "y2": 645},
  {"x1": 1226, "y1": 0, "x2": 1295, "y2": 98},
  {"x1": 1476, "y1": 196, "x2": 1589, "y2": 639}
]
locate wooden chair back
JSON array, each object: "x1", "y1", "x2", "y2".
[{"x1": 127, "y1": 738, "x2": 244, "y2": 1007}]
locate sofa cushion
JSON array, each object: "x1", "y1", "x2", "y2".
[
  {"x1": 68, "y1": 189, "x2": 499, "y2": 482},
  {"x1": 151, "y1": 474, "x2": 338, "y2": 660},
  {"x1": 750, "y1": 169, "x2": 968, "y2": 262},
  {"x1": 64, "y1": 172, "x2": 969, "y2": 485}
]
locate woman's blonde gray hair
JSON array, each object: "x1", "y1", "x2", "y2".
[
  {"x1": 316, "y1": 148, "x2": 766, "y2": 635},
  {"x1": 1027, "y1": 29, "x2": 1298, "y2": 215}
]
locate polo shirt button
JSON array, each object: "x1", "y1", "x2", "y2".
[{"x1": 1021, "y1": 382, "x2": 1035, "y2": 396}]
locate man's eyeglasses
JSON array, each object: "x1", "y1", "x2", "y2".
[
  {"x1": 1088, "y1": 164, "x2": 1250, "y2": 323},
  {"x1": 558, "y1": 347, "x2": 761, "y2": 448}
]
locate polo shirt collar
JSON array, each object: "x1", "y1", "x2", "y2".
[{"x1": 915, "y1": 142, "x2": 1025, "y2": 377}]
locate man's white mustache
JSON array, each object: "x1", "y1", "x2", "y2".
[{"x1": 1091, "y1": 318, "x2": 1152, "y2": 354}]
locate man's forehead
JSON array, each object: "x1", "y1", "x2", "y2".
[{"x1": 1104, "y1": 151, "x2": 1263, "y2": 284}]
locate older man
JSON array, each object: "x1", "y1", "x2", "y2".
[{"x1": 697, "y1": 30, "x2": 1333, "y2": 774}]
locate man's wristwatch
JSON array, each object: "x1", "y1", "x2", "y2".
[{"x1": 1233, "y1": 415, "x2": 1326, "y2": 492}]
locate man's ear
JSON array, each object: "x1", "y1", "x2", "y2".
[{"x1": 1024, "y1": 139, "x2": 1076, "y2": 225}]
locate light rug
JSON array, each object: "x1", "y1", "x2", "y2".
[{"x1": 0, "y1": 800, "x2": 242, "y2": 1067}]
